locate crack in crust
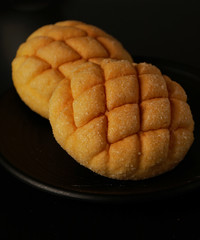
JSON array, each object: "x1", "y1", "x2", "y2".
[
  {"x1": 49, "y1": 59, "x2": 194, "y2": 180},
  {"x1": 12, "y1": 20, "x2": 133, "y2": 119}
]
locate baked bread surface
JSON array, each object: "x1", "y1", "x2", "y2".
[
  {"x1": 12, "y1": 20, "x2": 132, "y2": 118},
  {"x1": 49, "y1": 59, "x2": 194, "y2": 180}
]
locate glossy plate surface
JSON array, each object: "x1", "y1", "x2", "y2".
[{"x1": 0, "y1": 57, "x2": 199, "y2": 202}]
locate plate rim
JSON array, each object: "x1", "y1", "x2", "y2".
[
  {"x1": 1, "y1": 151, "x2": 200, "y2": 203},
  {"x1": 0, "y1": 56, "x2": 200, "y2": 203}
]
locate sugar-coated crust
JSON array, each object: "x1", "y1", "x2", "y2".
[
  {"x1": 12, "y1": 20, "x2": 133, "y2": 118},
  {"x1": 49, "y1": 59, "x2": 194, "y2": 180}
]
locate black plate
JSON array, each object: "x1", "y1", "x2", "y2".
[{"x1": 0, "y1": 57, "x2": 199, "y2": 202}]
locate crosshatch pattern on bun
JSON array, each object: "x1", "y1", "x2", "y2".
[
  {"x1": 12, "y1": 20, "x2": 133, "y2": 118},
  {"x1": 49, "y1": 59, "x2": 194, "y2": 180}
]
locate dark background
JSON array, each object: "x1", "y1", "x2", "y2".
[
  {"x1": 0, "y1": 0, "x2": 200, "y2": 239},
  {"x1": 1, "y1": 0, "x2": 200, "y2": 94}
]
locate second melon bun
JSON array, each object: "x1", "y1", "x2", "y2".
[{"x1": 12, "y1": 20, "x2": 133, "y2": 118}]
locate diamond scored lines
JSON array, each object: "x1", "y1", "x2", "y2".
[
  {"x1": 170, "y1": 98, "x2": 194, "y2": 131},
  {"x1": 26, "y1": 20, "x2": 133, "y2": 63},
  {"x1": 97, "y1": 37, "x2": 133, "y2": 62},
  {"x1": 108, "y1": 135, "x2": 140, "y2": 178},
  {"x1": 66, "y1": 116, "x2": 107, "y2": 164},
  {"x1": 73, "y1": 84, "x2": 106, "y2": 128},
  {"x1": 107, "y1": 104, "x2": 140, "y2": 144},
  {"x1": 12, "y1": 56, "x2": 50, "y2": 85},
  {"x1": 101, "y1": 59, "x2": 136, "y2": 80},
  {"x1": 50, "y1": 59, "x2": 193, "y2": 179},
  {"x1": 40, "y1": 25, "x2": 87, "y2": 41},
  {"x1": 59, "y1": 61, "x2": 104, "y2": 99},
  {"x1": 29, "y1": 69, "x2": 64, "y2": 99},
  {"x1": 139, "y1": 129, "x2": 170, "y2": 170},
  {"x1": 65, "y1": 36, "x2": 109, "y2": 59},
  {"x1": 105, "y1": 75, "x2": 139, "y2": 111},
  {"x1": 36, "y1": 41, "x2": 81, "y2": 68},
  {"x1": 49, "y1": 59, "x2": 194, "y2": 180},
  {"x1": 12, "y1": 20, "x2": 194, "y2": 180},
  {"x1": 16, "y1": 36, "x2": 53, "y2": 57},
  {"x1": 27, "y1": 24, "x2": 87, "y2": 40},
  {"x1": 164, "y1": 75, "x2": 187, "y2": 101},
  {"x1": 139, "y1": 74, "x2": 168, "y2": 101},
  {"x1": 12, "y1": 20, "x2": 133, "y2": 119},
  {"x1": 140, "y1": 98, "x2": 171, "y2": 131}
]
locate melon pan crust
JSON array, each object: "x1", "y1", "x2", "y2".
[
  {"x1": 49, "y1": 59, "x2": 194, "y2": 180},
  {"x1": 11, "y1": 20, "x2": 133, "y2": 119}
]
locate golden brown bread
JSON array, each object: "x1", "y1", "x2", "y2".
[
  {"x1": 12, "y1": 20, "x2": 133, "y2": 118},
  {"x1": 49, "y1": 59, "x2": 194, "y2": 180}
]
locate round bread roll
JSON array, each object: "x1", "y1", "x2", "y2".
[
  {"x1": 12, "y1": 20, "x2": 133, "y2": 118},
  {"x1": 49, "y1": 59, "x2": 194, "y2": 180}
]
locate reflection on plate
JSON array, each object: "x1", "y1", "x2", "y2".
[{"x1": 0, "y1": 57, "x2": 199, "y2": 202}]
